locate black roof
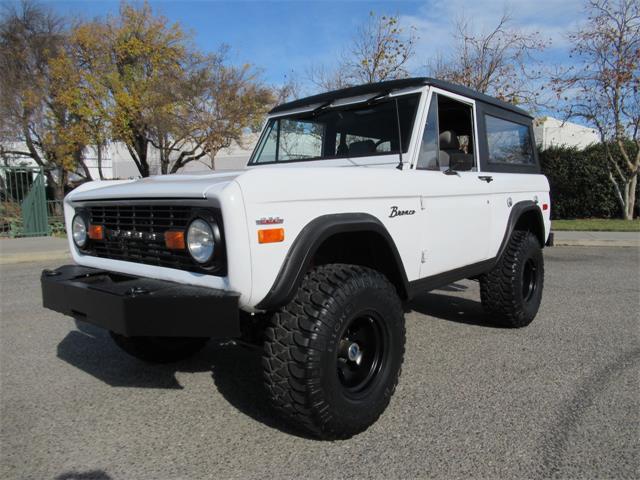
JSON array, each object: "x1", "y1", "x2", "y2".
[{"x1": 269, "y1": 77, "x2": 532, "y2": 118}]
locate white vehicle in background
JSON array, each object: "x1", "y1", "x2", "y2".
[{"x1": 42, "y1": 78, "x2": 551, "y2": 439}]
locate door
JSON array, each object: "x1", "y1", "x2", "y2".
[{"x1": 414, "y1": 91, "x2": 492, "y2": 277}]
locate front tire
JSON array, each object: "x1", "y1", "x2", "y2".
[
  {"x1": 480, "y1": 230, "x2": 544, "y2": 327},
  {"x1": 110, "y1": 333, "x2": 209, "y2": 363},
  {"x1": 262, "y1": 264, "x2": 405, "y2": 439}
]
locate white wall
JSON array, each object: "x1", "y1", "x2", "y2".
[
  {"x1": 2, "y1": 136, "x2": 256, "y2": 181},
  {"x1": 534, "y1": 117, "x2": 600, "y2": 150},
  {"x1": 82, "y1": 146, "x2": 114, "y2": 180},
  {"x1": 108, "y1": 133, "x2": 258, "y2": 177}
]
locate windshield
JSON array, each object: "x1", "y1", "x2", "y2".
[{"x1": 249, "y1": 94, "x2": 420, "y2": 164}]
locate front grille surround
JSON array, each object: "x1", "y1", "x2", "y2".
[{"x1": 77, "y1": 203, "x2": 226, "y2": 275}]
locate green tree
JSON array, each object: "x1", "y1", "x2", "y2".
[
  {"x1": 539, "y1": 144, "x2": 635, "y2": 219},
  {"x1": 67, "y1": 2, "x2": 274, "y2": 176},
  {"x1": 54, "y1": 23, "x2": 113, "y2": 180},
  {"x1": 0, "y1": 1, "x2": 92, "y2": 202},
  {"x1": 71, "y1": 2, "x2": 188, "y2": 177},
  {"x1": 554, "y1": 0, "x2": 639, "y2": 219}
]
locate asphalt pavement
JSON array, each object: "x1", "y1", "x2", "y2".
[
  {"x1": 0, "y1": 246, "x2": 638, "y2": 480},
  {"x1": 0, "y1": 236, "x2": 69, "y2": 264}
]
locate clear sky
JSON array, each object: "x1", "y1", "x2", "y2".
[{"x1": 43, "y1": 0, "x2": 588, "y2": 95}]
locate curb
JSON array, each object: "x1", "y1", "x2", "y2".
[
  {"x1": 553, "y1": 239, "x2": 639, "y2": 248},
  {"x1": 0, "y1": 251, "x2": 70, "y2": 265}
]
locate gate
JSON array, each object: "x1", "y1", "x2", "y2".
[{"x1": 0, "y1": 166, "x2": 51, "y2": 237}]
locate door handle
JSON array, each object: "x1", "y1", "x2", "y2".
[{"x1": 478, "y1": 175, "x2": 493, "y2": 183}]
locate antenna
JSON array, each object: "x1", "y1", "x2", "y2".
[{"x1": 394, "y1": 97, "x2": 404, "y2": 170}]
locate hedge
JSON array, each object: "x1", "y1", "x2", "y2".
[{"x1": 539, "y1": 143, "x2": 639, "y2": 219}]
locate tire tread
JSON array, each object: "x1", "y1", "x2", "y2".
[
  {"x1": 262, "y1": 264, "x2": 405, "y2": 439},
  {"x1": 480, "y1": 230, "x2": 543, "y2": 328}
]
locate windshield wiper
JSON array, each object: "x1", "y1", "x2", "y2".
[
  {"x1": 312, "y1": 92, "x2": 388, "y2": 116},
  {"x1": 310, "y1": 101, "x2": 333, "y2": 117}
]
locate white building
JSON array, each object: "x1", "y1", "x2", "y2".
[
  {"x1": 533, "y1": 117, "x2": 600, "y2": 150},
  {"x1": 2, "y1": 134, "x2": 257, "y2": 180},
  {"x1": 82, "y1": 135, "x2": 257, "y2": 179}
]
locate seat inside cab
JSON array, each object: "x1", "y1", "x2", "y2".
[{"x1": 436, "y1": 96, "x2": 475, "y2": 171}]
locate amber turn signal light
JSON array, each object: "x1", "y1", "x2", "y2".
[
  {"x1": 258, "y1": 228, "x2": 285, "y2": 244},
  {"x1": 88, "y1": 224, "x2": 104, "y2": 240},
  {"x1": 165, "y1": 231, "x2": 186, "y2": 250}
]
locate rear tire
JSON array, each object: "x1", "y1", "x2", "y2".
[
  {"x1": 262, "y1": 264, "x2": 405, "y2": 440},
  {"x1": 110, "y1": 333, "x2": 209, "y2": 363},
  {"x1": 480, "y1": 230, "x2": 544, "y2": 328}
]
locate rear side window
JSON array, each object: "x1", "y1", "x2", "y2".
[{"x1": 485, "y1": 115, "x2": 534, "y2": 165}]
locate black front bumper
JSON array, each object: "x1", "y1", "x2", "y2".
[{"x1": 41, "y1": 265, "x2": 240, "y2": 338}]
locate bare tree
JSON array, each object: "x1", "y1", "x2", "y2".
[
  {"x1": 273, "y1": 72, "x2": 301, "y2": 104},
  {"x1": 430, "y1": 13, "x2": 549, "y2": 108},
  {"x1": 306, "y1": 64, "x2": 352, "y2": 92},
  {"x1": 308, "y1": 12, "x2": 417, "y2": 91},
  {"x1": 554, "y1": 0, "x2": 639, "y2": 219},
  {"x1": 146, "y1": 50, "x2": 274, "y2": 173}
]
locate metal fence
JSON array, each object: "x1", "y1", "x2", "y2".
[{"x1": 0, "y1": 165, "x2": 63, "y2": 238}]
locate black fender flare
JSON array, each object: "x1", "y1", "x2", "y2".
[
  {"x1": 255, "y1": 213, "x2": 409, "y2": 311},
  {"x1": 495, "y1": 200, "x2": 545, "y2": 262}
]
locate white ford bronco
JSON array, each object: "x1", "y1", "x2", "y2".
[{"x1": 42, "y1": 78, "x2": 551, "y2": 439}]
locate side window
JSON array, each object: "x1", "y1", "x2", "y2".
[
  {"x1": 436, "y1": 96, "x2": 475, "y2": 171},
  {"x1": 485, "y1": 115, "x2": 534, "y2": 165},
  {"x1": 416, "y1": 94, "x2": 439, "y2": 170}
]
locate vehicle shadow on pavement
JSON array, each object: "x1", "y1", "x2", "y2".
[
  {"x1": 56, "y1": 322, "x2": 186, "y2": 389},
  {"x1": 409, "y1": 286, "x2": 504, "y2": 328},
  {"x1": 56, "y1": 321, "x2": 313, "y2": 438},
  {"x1": 207, "y1": 341, "x2": 315, "y2": 438}
]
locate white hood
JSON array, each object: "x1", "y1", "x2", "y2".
[{"x1": 69, "y1": 170, "x2": 243, "y2": 201}]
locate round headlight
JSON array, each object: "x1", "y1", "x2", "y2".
[
  {"x1": 187, "y1": 219, "x2": 215, "y2": 264},
  {"x1": 72, "y1": 214, "x2": 88, "y2": 248}
]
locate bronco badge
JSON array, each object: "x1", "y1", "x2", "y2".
[{"x1": 389, "y1": 206, "x2": 416, "y2": 218}]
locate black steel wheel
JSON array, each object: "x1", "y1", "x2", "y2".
[
  {"x1": 263, "y1": 264, "x2": 405, "y2": 440},
  {"x1": 336, "y1": 313, "x2": 388, "y2": 397}
]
